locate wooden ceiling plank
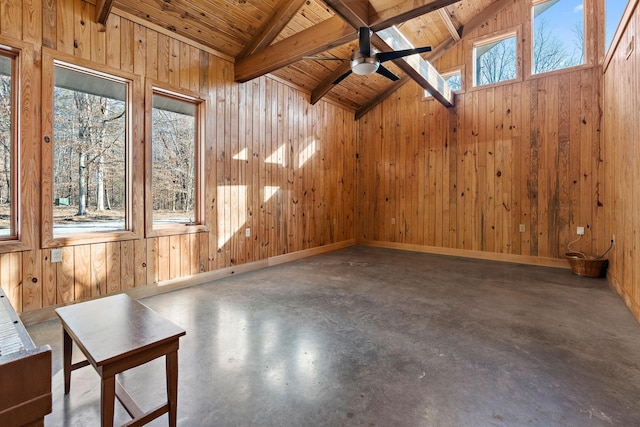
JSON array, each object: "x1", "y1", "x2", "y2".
[
  {"x1": 234, "y1": 16, "x2": 356, "y2": 82},
  {"x1": 96, "y1": 0, "x2": 115, "y2": 25},
  {"x1": 238, "y1": 0, "x2": 308, "y2": 58},
  {"x1": 437, "y1": 8, "x2": 461, "y2": 42},
  {"x1": 323, "y1": 0, "x2": 370, "y2": 27},
  {"x1": 369, "y1": 0, "x2": 463, "y2": 30},
  {"x1": 459, "y1": 0, "x2": 514, "y2": 38}
]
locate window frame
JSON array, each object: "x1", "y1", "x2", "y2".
[
  {"x1": 470, "y1": 28, "x2": 522, "y2": 90},
  {"x1": 0, "y1": 37, "x2": 35, "y2": 253},
  {"x1": 530, "y1": 0, "x2": 588, "y2": 77},
  {"x1": 145, "y1": 80, "x2": 207, "y2": 238},
  {"x1": 41, "y1": 49, "x2": 143, "y2": 248}
]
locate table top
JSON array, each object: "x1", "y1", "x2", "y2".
[{"x1": 55, "y1": 294, "x2": 185, "y2": 366}]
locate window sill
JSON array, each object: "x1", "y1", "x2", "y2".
[
  {"x1": 146, "y1": 224, "x2": 209, "y2": 238},
  {"x1": 43, "y1": 230, "x2": 140, "y2": 249}
]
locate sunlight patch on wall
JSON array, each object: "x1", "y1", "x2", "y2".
[
  {"x1": 298, "y1": 139, "x2": 317, "y2": 169},
  {"x1": 233, "y1": 147, "x2": 248, "y2": 161},
  {"x1": 217, "y1": 185, "x2": 247, "y2": 248},
  {"x1": 264, "y1": 186, "x2": 280, "y2": 203},
  {"x1": 266, "y1": 144, "x2": 287, "y2": 167}
]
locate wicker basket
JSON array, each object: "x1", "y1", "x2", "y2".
[{"x1": 565, "y1": 252, "x2": 608, "y2": 278}]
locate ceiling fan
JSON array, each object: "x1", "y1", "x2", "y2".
[{"x1": 306, "y1": 27, "x2": 432, "y2": 85}]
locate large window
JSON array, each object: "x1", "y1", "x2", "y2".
[
  {"x1": 473, "y1": 33, "x2": 517, "y2": 87},
  {"x1": 0, "y1": 52, "x2": 17, "y2": 240},
  {"x1": 532, "y1": 0, "x2": 585, "y2": 74},
  {"x1": 51, "y1": 62, "x2": 129, "y2": 238},
  {"x1": 148, "y1": 85, "x2": 204, "y2": 235}
]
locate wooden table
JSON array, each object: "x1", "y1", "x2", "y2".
[{"x1": 55, "y1": 294, "x2": 186, "y2": 427}]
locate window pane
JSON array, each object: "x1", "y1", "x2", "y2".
[
  {"x1": 0, "y1": 54, "x2": 13, "y2": 238},
  {"x1": 533, "y1": 0, "x2": 585, "y2": 74},
  {"x1": 53, "y1": 65, "x2": 127, "y2": 235},
  {"x1": 426, "y1": 72, "x2": 462, "y2": 97},
  {"x1": 606, "y1": 0, "x2": 627, "y2": 51},
  {"x1": 475, "y1": 36, "x2": 517, "y2": 86},
  {"x1": 151, "y1": 93, "x2": 197, "y2": 226},
  {"x1": 444, "y1": 73, "x2": 462, "y2": 92}
]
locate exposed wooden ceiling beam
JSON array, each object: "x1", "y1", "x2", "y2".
[
  {"x1": 355, "y1": 0, "x2": 516, "y2": 119},
  {"x1": 438, "y1": 8, "x2": 460, "y2": 42},
  {"x1": 311, "y1": 61, "x2": 351, "y2": 105},
  {"x1": 315, "y1": 1, "x2": 454, "y2": 108},
  {"x1": 369, "y1": 0, "x2": 463, "y2": 30},
  {"x1": 237, "y1": 0, "x2": 307, "y2": 58},
  {"x1": 355, "y1": 37, "x2": 456, "y2": 118},
  {"x1": 95, "y1": 0, "x2": 115, "y2": 25},
  {"x1": 234, "y1": 16, "x2": 356, "y2": 83},
  {"x1": 323, "y1": 0, "x2": 370, "y2": 27}
]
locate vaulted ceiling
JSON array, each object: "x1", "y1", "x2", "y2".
[{"x1": 99, "y1": 0, "x2": 510, "y2": 115}]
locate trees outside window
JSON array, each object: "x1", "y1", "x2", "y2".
[
  {"x1": 145, "y1": 83, "x2": 205, "y2": 238},
  {"x1": 426, "y1": 70, "x2": 462, "y2": 98},
  {"x1": 52, "y1": 64, "x2": 127, "y2": 236},
  {"x1": 533, "y1": 0, "x2": 585, "y2": 74},
  {"x1": 150, "y1": 89, "x2": 202, "y2": 231},
  {"x1": 0, "y1": 52, "x2": 16, "y2": 239},
  {"x1": 474, "y1": 34, "x2": 517, "y2": 86}
]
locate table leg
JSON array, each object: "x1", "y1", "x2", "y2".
[
  {"x1": 166, "y1": 350, "x2": 179, "y2": 427},
  {"x1": 101, "y1": 375, "x2": 116, "y2": 427},
  {"x1": 63, "y1": 328, "x2": 72, "y2": 394}
]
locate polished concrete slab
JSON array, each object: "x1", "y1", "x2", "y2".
[{"x1": 28, "y1": 246, "x2": 640, "y2": 426}]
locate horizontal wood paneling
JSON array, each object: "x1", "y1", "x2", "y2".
[
  {"x1": 0, "y1": 0, "x2": 356, "y2": 313},
  {"x1": 603, "y1": 0, "x2": 640, "y2": 320}
]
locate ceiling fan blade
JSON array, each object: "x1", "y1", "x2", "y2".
[
  {"x1": 376, "y1": 65, "x2": 399, "y2": 81},
  {"x1": 358, "y1": 27, "x2": 372, "y2": 58},
  {"x1": 377, "y1": 46, "x2": 432, "y2": 63},
  {"x1": 332, "y1": 69, "x2": 353, "y2": 85}
]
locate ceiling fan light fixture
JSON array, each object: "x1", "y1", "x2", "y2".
[{"x1": 351, "y1": 55, "x2": 379, "y2": 75}]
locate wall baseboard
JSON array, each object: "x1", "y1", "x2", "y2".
[
  {"x1": 20, "y1": 239, "x2": 356, "y2": 326},
  {"x1": 357, "y1": 239, "x2": 571, "y2": 269}
]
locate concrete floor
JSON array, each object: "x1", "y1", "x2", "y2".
[{"x1": 27, "y1": 246, "x2": 640, "y2": 426}]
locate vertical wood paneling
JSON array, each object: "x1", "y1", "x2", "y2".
[
  {"x1": 1, "y1": 0, "x2": 352, "y2": 314},
  {"x1": 356, "y1": 4, "x2": 604, "y2": 270},
  {"x1": 603, "y1": 0, "x2": 640, "y2": 321}
]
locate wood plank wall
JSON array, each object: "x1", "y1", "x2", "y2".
[
  {"x1": 0, "y1": 0, "x2": 356, "y2": 313},
  {"x1": 603, "y1": 0, "x2": 640, "y2": 320},
  {"x1": 356, "y1": 1, "x2": 608, "y2": 265}
]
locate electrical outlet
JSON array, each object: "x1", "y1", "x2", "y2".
[
  {"x1": 391, "y1": 218, "x2": 396, "y2": 225},
  {"x1": 519, "y1": 224, "x2": 525, "y2": 232},
  {"x1": 577, "y1": 226, "x2": 585, "y2": 236},
  {"x1": 51, "y1": 248, "x2": 62, "y2": 263},
  {"x1": 245, "y1": 228, "x2": 251, "y2": 237}
]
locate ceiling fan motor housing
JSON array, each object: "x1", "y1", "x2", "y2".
[{"x1": 351, "y1": 51, "x2": 380, "y2": 75}]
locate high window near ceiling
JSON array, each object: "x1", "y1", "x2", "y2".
[
  {"x1": 426, "y1": 69, "x2": 463, "y2": 98},
  {"x1": 473, "y1": 33, "x2": 518, "y2": 87},
  {"x1": 0, "y1": 51, "x2": 17, "y2": 241},
  {"x1": 532, "y1": 0, "x2": 585, "y2": 74},
  {"x1": 147, "y1": 84, "x2": 205, "y2": 236}
]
